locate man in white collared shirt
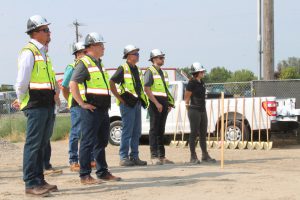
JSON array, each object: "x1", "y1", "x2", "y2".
[{"x1": 14, "y1": 15, "x2": 59, "y2": 196}]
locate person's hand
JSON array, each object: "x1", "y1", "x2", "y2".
[
  {"x1": 155, "y1": 102, "x2": 163, "y2": 113},
  {"x1": 168, "y1": 106, "x2": 172, "y2": 113},
  {"x1": 81, "y1": 103, "x2": 96, "y2": 112},
  {"x1": 185, "y1": 104, "x2": 190, "y2": 110},
  {"x1": 12, "y1": 99, "x2": 20, "y2": 110},
  {"x1": 54, "y1": 96, "x2": 61, "y2": 107},
  {"x1": 119, "y1": 98, "x2": 126, "y2": 105}
]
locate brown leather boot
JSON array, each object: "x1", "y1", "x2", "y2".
[
  {"x1": 80, "y1": 175, "x2": 103, "y2": 185},
  {"x1": 70, "y1": 163, "x2": 80, "y2": 172},
  {"x1": 41, "y1": 180, "x2": 58, "y2": 192},
  {"x1": 25, "y1": 186, "x2": 50, "y2": 196},
  {"x1": 98, "y1": 171, "x2": 121, "y2": 181}
]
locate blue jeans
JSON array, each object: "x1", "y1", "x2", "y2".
[
  {"x1": 119, "y1": 101, "x2": 142, "y2": 160},
  {"x1": 69, "y1": 106, "x2": 94, "y2": 164},
  {"x1": 79, "y1": 108, "x2": 110, "y2": 177},
  {"x1": 43, "y1": 115, "x2": 56, "y2": 169},
  {"x1": 23, "y1": 106, "x2": 55, "y2": 188}
]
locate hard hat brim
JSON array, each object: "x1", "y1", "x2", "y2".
[
  {"x1": 25, "y1": 22, "x2": 51, "y2": 33},
  {"x1": 148, "y1": 54, "x2": 165, "y2": 61},
  {"x1": 123, "y1": 48, "x2": 140, "y2": 59},
  {"x1": 191, "y1": 69, "x2": 206, "y2": 74}
]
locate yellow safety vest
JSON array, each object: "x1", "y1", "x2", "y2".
[
  {"x1": 116, "y1": 63, "x2": 149, "y2": 108},
  {"x1": 148, "y1": 66, "x2": 174, "y2": 106},
  {"x1": 19, "y1": 42, "x2": 56, "y2": 110}
]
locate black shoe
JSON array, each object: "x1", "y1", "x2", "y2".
[
  {"x1": 202, "y1": 153, "x2": 216, "y2": 163},
  {"x1": 119, "y1": 158, "x2": 135, "y2": 166},
  {"x1": 190, "y1": 154, "x2": 201, "y2": 164},
  {"x1": 130, "y1": 157, "x2": 147, "y2": 166}
]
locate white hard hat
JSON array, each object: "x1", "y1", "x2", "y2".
[
  {"x1": 84, "y1": 32, "x2": 105, "y2": 46},
  {"x1": 26, "y1": 15, "x2": 51, "y2": 33},
  {"x1": 72, "y1": 41, "x2": 85, "y2": 55},
  {"x1": 191, "y1": 62, "x2": 206, "y2": 74},
  {"x1": 123, "y1": 44, "x2": 139, "y2": 59},
  {"x1": 149, "y1": 49, "x2": 165, "y2": 61}
]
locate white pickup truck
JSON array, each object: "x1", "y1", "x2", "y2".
[{"x1": 108, "y1": 81, "x2": 300, "y2": 145}]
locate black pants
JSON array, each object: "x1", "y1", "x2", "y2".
[
  {"x1": 148, "y1": 102, "x2": 169, "y2": 158},
  {"x1": 188, "y1": 108, "x2": 208, "y2": 156}
]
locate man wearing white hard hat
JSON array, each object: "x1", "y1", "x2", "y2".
[
  {"x1": 70, "y1": 32, "x2": 121, "y2": 184},
  {"x1": 14, "y1": 15, "x2": 58, "y2": 196},
  {"x1": 110, "y1": 45, "x2": 149, "y2": 167},
  {"x1": 144, "y1": 49, "x2": 175, "y2": 165}
]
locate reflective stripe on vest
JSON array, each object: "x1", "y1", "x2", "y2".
[
  {"x1": 78, "y1": 56, "x2": 110, "y2": 101},
  {"x1": 19, "y1": 42, "x2": 55, "y2": 110}
]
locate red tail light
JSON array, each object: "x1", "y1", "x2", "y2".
[{"x1": 262, "y1": 101, "x2": 277, "y2": 116}]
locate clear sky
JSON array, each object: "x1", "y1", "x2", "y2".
[{"x1": 0, "y1": 0, "x2": 299, "y2": 84}]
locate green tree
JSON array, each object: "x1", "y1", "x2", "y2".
[
  {"x1": 228, "y1": 69, "x2": 257, "y2": 82},
  {"x1": 277, "y1": 57, "x2": 300, "y2": 73},
  {"x1": 279, "y1": 66, "x2": 300, "y2": 79},
  {"x1": 208, "y1": 67, "x2": 232, "y2": 83}
]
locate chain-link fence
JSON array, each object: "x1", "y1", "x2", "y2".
[{"x1": 0, "y1": 91, "x2": 71, "y2": 142}]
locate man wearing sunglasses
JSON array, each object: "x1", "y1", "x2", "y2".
[
  {"x1": 14, "y1": 15, "x2": 58, "y2": 196},
  {"x1": 70, "y1": 32, "x2": 121, "y2": 184},
  {"x1": 110, "y1": 45, "x2": 149, "y2": 167},
  {"x1": 144, "y1": 49, "x2": 175, "y2": 165}
]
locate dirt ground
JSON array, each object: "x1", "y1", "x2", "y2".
[{"x1": 0, "y1": 140, "x2": 300, "y2": 200}]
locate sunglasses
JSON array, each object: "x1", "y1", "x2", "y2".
[
  {"x1": 128, "y1": 52, "x2": 139, "y2": 56},
  {"x1": 157, "y1": 57, "x2": 165, "y2": 60},
  {"x1": 36, "y1": 28, "x2": 51, "y2": 33}
]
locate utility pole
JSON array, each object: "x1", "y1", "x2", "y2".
[
  {"x1": 263, "y1": 0, "x2": 274, "y2": 80},
  {"x1": 71, "y1": 19, "x2": 85, "y2": 42},
  {"x1": 257, "y1": 0, "x2": 262, "y2": 80}
]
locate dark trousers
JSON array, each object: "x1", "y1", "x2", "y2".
[
  {"x1": 79, "y1": 108, "x2": 109, "y2": 178},
  {"x1": 23, "y1": 106, "x2": 55, "y2": 188},
  {"x1": 148, "y1": 102, "x2": 169, "y2": 158},
  {"x1": 188, "y1": 108, "x2": 208, "y2": 156}
]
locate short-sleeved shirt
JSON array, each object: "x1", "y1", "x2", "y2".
[
  {"x1": 144, "y1": 67, "x2": 168, "y2": 106},
  {"x1": 186, "y1": 78, "x2": 206, "y2": 111},
  {"x1": 71, "y1": 55, "x2": 102, "y2": 83},
  {"x1": 61, "y1": 64, "x2": 74, "y2": 88},
  {"x1": 110, "y1": 63, "x2": 142, "y2": 97}
]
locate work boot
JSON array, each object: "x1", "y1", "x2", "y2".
[
  {"x1": 120, "y1": 158, "x2": 135, "y2": 166},
  {"x1": 80, "y1": 175, "x2": 103, "y2": 185},
  {"x1": 190, "y1": 154, "x2": 201, "y2": 165},
  {"x1": 41, "y1": 180, "x2": 58, "y2": 192},
  {"x1": 202, "y1": 153, "x2": 216, "y2": 163},
  {"x1": 151, "y1": 158, "x2": 163, "y2": 165},
  {"x1": 130, "y1": 157, "x2": 147, "y2": 166},
  {"x1": 90, "y1": 161, "x2": 96, "y2": 169},
  {"x1": 44, "y1": 166, "x2": 63, "y2": 176},
  {"x1": 70, "y1": 163, "x2": 80, "y2": 172},
  {"x1": 160, "y1": 157, "x2": 174, "y2": 164},
  {"x1": 25, "y1": 186, "x2": 50, "y2": 197},
  {"x1": 98, "y1": 171, "x2": 122, "y2": 181}
]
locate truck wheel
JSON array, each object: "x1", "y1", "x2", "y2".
[
  {"x1": 225, "y1": 120, "x2": 250, "y2": 142},
  {"x1": 109, "y1": 120, "x2": 122, "y2": 146}
]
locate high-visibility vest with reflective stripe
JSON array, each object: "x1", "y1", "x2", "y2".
[
  {"x1": 78, "y1": 56, "x2": 110, "y2": 102},
  {"x1": 148, "y1": 66, "x2": 174, "y2": 106},
  {"x1": 20, "y1": 42, "x2": 56, "y2": 110},
  {"x1": 67, "y1": 62, "x2": 75, "y2": 108},
  {"x1": 116, "y1": 63, "x2": 149, "y2": 108}
]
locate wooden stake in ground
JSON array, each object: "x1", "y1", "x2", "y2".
[{"x1": 220, "y1": 92, "x2": 225, "y2": 169}]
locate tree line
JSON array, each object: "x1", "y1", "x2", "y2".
[{"x1": 181, "y1": 57, "x2": 300, "y2": 83}]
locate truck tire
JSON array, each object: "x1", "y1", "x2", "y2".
[
  {"x1": 225, "y1": 120, "x2": 250, "y2": 142},
  {"x1": 109, "y1": 120, "x2": 122, "y2": 146}
]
